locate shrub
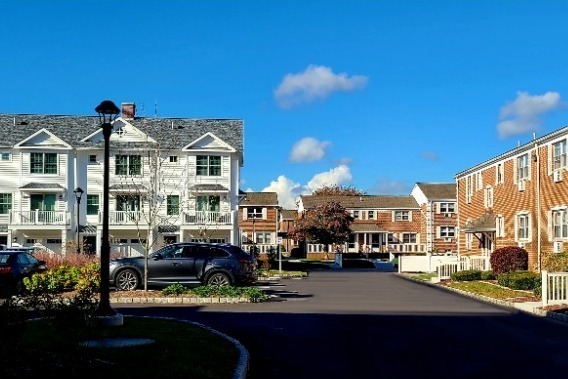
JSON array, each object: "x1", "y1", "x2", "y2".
[
  {"x1": 541, "y1": 251, "x2": 568, "y2": 272},
  {"x1": 451, "y1": 270, "x2": 482, "y2": 281},
  {"x1": 480, "y1": 270, "x2": 496, "y2": 280},
  {"x1": 490, "y1": 246, "x2": 528, "y2": 275},
  {"x1": 497, "y1": 270, "x2": 539, "y2": 290},
  {"x1": 162, "y1": 283, "x2": 189, "y2": 296}
]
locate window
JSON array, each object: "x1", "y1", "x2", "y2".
[
  {"x1": 115, "y1": 155, "x2": 141, "y2": 175},
  {"x1": 440, "y1": 202, "x2": 455, "y2": 213},
  {"x1": 31, "y1": 194, "x2": 55, "y2": 211},
  {"x1": 553, "y1": 139, "x2": 567, "y2": 170},
  {"x1": 517, "y1": 153, "x2": 529, "y2": 181},
  {"x1": 516, "y1": 213, "x2": 530, "y2": 240},
  {"x1": 86, "y1": 194, "x2": 99, "y2": 215},
  {"x1": 0, "y1": 193, "x2": 12, "y2": 214},
  {"x1": 466, "y1": 175, "x2": 473, "y2": 203},
  {"x1": 30, "y1": 153, "x2": 57, "y2": 174},
  {"x1": 89, "y1": 155, "x2": 97, "y2": 163},
  {"x1": 465, "y1": 233, "x2": 473, "y2": 250},
  {"x1": 484, "y1": 186, "x2": 494, "y2": 208},
  {"x1": 552, "y1": 209, "x2": 568, "y2": 238},
  {"x1": 169, "y1": 155, "x2": 178, "y2": 163},
  {"x1": 197, "y1": 195, "x2": 220, "y2": 212},
  {"x1": 496, "y1": 215, "x2": 505, "y2": 238},
  {"x1": 387, "y1": 233, "x2": 398, "y2": 243},
  {"x1": 116, "y1": 195, "x2": 140, "y2": 212},
  {"x1": 439, "y1": 227, "x2": 455, "y2": 238},
  {"x1": 167, "y1": 195, "x2": 180, "y2": 215},
  {"x1": 476, "y1": 172, "x2": 483, "y2": 190},
  {"x1": 353, "y1": 210, "x2": 360, "y2": 220},
  {"x1": 394, "y1": 211, "x2": 410, "y2": 221},
  {"x1": 196, "y1": 155, "x2": 221, "y2": 176},
  {"x1": 256, "y1": 232, "x2": 273, "y2": 244},
  {"x1": 247, "y1": 207, "x2": 262, "y2": 219},
  {"x1": 402, "y1": 233, "x2": 417, "y2": 244},
  {"x1": 1, "y1": 152, "x2": 11, "y2": 161},
  {"x1": 496, "y1": 162, "x2": 504, "y2": 184},
  {"x1": 46, "y1": 238, "x2": 62, "y2": 244},
  {"x1": 368, "y1": 210, "x2": 375, "y2": 220}
]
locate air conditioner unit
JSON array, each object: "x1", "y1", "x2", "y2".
[
  {"x1": 444, "y1": 237, "x2": 452, "y2": 242},
  {"x1": 444, "y1": 213, "x2": 453, "y2": 218},
  {"x1": 518, "y1": 180, "x2": 526, "y2": 191},
  {"x1": 554, "y1": 241, "x2": 564, "y2": 253},
  {"x1": 518, "y1": 242, "x2": 525, "y2": 249},
  {"x1": 554, "y1": 170, "x2": 563, "y2": 183}
]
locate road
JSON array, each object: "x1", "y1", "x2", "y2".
[{"x1": 117, "y1": 270, "x2": 568, "y2": 379}]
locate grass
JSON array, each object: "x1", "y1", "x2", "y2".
[
  {"x1": 2, "y1": 316, "x2": 240, "y2": 378},
  {"x1": 442, "y1": 280, "x2": 536, "y2": 300}
]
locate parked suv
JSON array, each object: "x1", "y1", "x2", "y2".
[
  {"x1": 109, "y1": 242, "x2": 258, "y2": 291},
  {"x1": 0, "y1": 250, "x2": 48, "y2": 296}
]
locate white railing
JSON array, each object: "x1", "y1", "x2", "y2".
[
  {"x1": 398, "y1": 253, "x2": 459, "y2": 273},
  {"x1": 183, "y1": 211, "x2": 231, "y2": 225},
  {"x1": 437, "y1": 263, "x2": 459, "y2": 279},
  {"x1": 11, "y1": 210, "x2": 69, "y2": 225},
  {"x1": 102, "y1": 211, "x2": 144, "y2": 225},
  {"x1": 459, "y1": 255, "x2": 491, "y2": 271},
  {"x1": 542, "y1": 270, "x2": 568, "y2": 307},
  {"x1": 387, "y1": 244, "x2": 426, "y2": 253}
]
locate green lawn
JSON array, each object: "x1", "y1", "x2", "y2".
[{"x1": 3, "y1": 316, "x2": 240, "y2": 378}]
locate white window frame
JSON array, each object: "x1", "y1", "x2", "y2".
[
  {"x1": 496, "y1": 162, "x2": 504, "y2": 185},
  {"x1": 394, "y1": 210, "x2": 410, "y2": 222},
  {"x1": 552, "y1": 208, "x2": 568, "y2": 239},
  {"x1": 484, "y1": 186, "x2": 494, "y2": 208},
  {"x1": 517, "y1": 153, "x2": 529, "y2": 181},
  {"x1": 553, "y1": 139, "x2": 567, "y2": 170},
  {"x1": 515, "y1": 212, "x2": 531, "y2": 241},
  {"x1": 466, "y1": 175, "x2": 473, "y2": 204},
  {"x1": 496, "y1": 215, "x2": 505, "y2": 238},
  {"x1": 439, "y1": 226, "x2": 455, "y2": 238},
  {"x1": 465, "y1": 233, "x2": 473, "y2": 250}
]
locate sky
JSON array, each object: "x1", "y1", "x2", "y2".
[{"x1": 2, "y1": 1, "x2": 568, "y2": 209}]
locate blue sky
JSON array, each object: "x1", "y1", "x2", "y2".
[{"x1": 3, "y1": 1, "x2": 568, "y2": 208}]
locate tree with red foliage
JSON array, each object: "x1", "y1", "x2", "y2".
[
  {"x1": 289, "y1": 201, "x2": 353, "y2": 253},
  {"x1": 489, "y1": 246, "x2": 528, "y2": 275},
  {"x1": 312, "y1": 185, "x2": 365, "y2": 196}
]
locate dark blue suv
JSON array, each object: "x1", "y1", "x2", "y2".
[{"x1": 109, "y1": 242, "x2": 258, "y2": 291}]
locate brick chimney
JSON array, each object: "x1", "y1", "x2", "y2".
[{"x1": 121, "y1": 102, "x2": 136, "y2": 119}]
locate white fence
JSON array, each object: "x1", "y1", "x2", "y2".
[
  {"x1": 541, "y1": 270, "x2": 568, "y2": 307},
  {"x1": 398, "y1": 253, "x2": 459, "y2": 274}
]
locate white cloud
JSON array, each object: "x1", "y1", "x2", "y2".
[
  {"x1": 274, "y1": 65, "x2": 368, "y2": 108},
  {"x1": 305, "y1": 165, "x2": 352, "y2": 193},
  {"x1": 497, "y1": 91, "x2": 561, "y2": 138},
  {"x1": 369, "y1": 177, "x2": 410, "y2": 195},
  {"x1": 260, "y1": 164, "x2": 353, "y2": 209},
  {"x1": 262, "y1": 175, "x2": 304, "y2": 209},
  {"x1": 289, "y1": 137, "x2": 331, "y2": 163},
  {"x1": 421, "y1": 151, "x2": 438, "y2": 161}
]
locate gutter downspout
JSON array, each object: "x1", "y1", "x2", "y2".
[{"x1": 535, "y1": 142, "x2": 541, "y2": 272}]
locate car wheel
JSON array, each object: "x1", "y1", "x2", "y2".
[
  {"x1": 115, "y1": 269, "x2": 140, "y2": 291},
  {"x1": 206, "y1": 272, "x2": 231, "y2": 287}
]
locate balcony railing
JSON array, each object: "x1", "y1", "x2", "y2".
[
  {"x1": 100, "y1": 211, "x2": 145, "y2": 225},
  {"x1": 11, "y1": 210, "x2": 69, "y2": 226},
  {"x1": 183, "y1": 211, "x2": 231, "y2": 225}
]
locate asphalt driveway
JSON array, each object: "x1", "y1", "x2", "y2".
[{"x1": 117, "y1": 270, "x2": 568, "y2": 379}]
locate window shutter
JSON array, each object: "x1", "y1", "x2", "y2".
[
  {"x1": 408, "y1": 211, "x2": 412, "y2": 222},
  {"x1": 243, "y1": 210, "x2": 247, "y2": 220},
  {"x1": 262, "y1": 208, "x2": 267, "y2": 219}
]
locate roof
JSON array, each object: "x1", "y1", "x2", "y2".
[
  {"x1": 461, "y1": 211, "x2": 496, "y2": 232},
  {"x1": 350, "y1": 224, "x2": 387, "y2": 233},
  {"x1": 241, "y1": 192, "x2": 279, "y2": 206},
  {"x1": 415, "y1": 182, "x2": 456, "y2": 200},
  {"x1": 300, "y1": 195, "x2": 419, "y2": 209},
  {"x1": 280, "y1": 209, "x2": 296, "y2": 220},
  {"x1": 0, "y1": 114, "x2": 243, "y2": 156}
]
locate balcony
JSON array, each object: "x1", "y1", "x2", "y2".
[
  {"x1": 11, "y1": 210, "x2": 69, "y2": 226},
  {"x1": 183, "y1": 211, "x2": 232, "y2": 225},
  {"x1": 101, "y1": 211, "x2": 145, "y2": 226}
]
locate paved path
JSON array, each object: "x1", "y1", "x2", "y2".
[{"x1": 117, "y1": 270, "x2": 568, "y2": 379}]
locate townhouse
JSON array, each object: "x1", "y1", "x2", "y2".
[
  {"x1": 455, "y1": 127, "x2": 568, "y2": 272},
  {"x1": 296, "y1": 194, "x2": 424, "y2": 259},
  {"x1": 238, "y1": 191, "x2": 280, "y2": 254},
  {"x1": 0, "y1": 102, "x2": 243, "y2": 256},
  {"x1": 410, "y1": 182, "x2": 458, "y2": 253}
]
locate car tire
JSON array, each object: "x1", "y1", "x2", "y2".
[
  {"x1": 115, "y1": 268, "x2": 140, "y2": 291},
  {"x1": 205, "y1": 272, "x2": 231, "y2": 287}
]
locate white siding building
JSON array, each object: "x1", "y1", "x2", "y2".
[{"x1": 0, "y1": 102, "x2": 244, "y2": 256}]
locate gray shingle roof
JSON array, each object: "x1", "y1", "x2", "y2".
[
  {"x1": 300, "y1": 195, "x2": 419, "y2": 209},
  {"x1": 415, "y1": 182, "x2": 456, "y2": 200},
  {"x1": 241, "y1": 192, "x2": 278, "y2": 206},
  {"x1": 0, "y1": 114, "x2": 243, "y2": 159}
]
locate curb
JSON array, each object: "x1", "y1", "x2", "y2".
[
  {"x1": 398, "y1": 274, "x2": 568, "y2": 324},
  {"x1": 110, "y1": 296, "x2": 251, "y2": 304}
]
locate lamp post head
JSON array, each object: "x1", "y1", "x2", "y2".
[
  {"x1": 95, "y1": 100, "x2": 120, "y2": 125},
  {"x1": 73, "y1": 187, "x2": 84, "y2": 202}
]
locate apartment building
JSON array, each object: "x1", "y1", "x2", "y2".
[
  {"x1": 0, "y1": 102, "x2": 243, "y2": 256},
  {"x1": 239, "y1": 192, "x2": 279, "y2": 254},
  {"x1": 296, "y1": 194, "x2": 424, "y2": 258},
  {"x1": 455, "y1": 127, "x2": 568, "y2": 271},
  {"x1": 410, "y1": 182, "x2": 458, "y2": 253}
]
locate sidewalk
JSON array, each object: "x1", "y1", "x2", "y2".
[{"x1": 399, "y1": 273, "x2": 568, "y2": 324}]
